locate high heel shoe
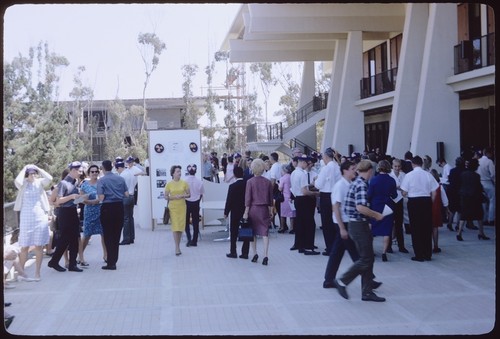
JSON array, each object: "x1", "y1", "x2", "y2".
[
  {"x1": 262, "y1": 257, "x2": 268, "y2": 266},
  {"x1": 478, "y1": 234, "x2": 490, "y2": 240},
  {"x1": 251, "y1": 254, "x2": 259, "y2": 263},
  {"x1": 456, "y1": 234, "x2": 463, "y2": 241},
  {"x1": 381, "y1": 253, "x2": 388, "y2": 262}
]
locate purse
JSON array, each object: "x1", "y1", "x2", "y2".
[
  {"x1": 237, "y1": 218, "x2": 254, "y2": 241},
  {"x1": 274, "y1": 191, "x2": 285, "y2": 204},
  {"x1": 163, "y1": 203, "x2": 170, "y2": 224}
]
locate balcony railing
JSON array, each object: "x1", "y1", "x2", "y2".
[
  {"x1": 360, "y1": 67, "x2": 398, "y2": 99},
  {"x1": 454, "y1": 32, "x2": 495, "y2": 74}
]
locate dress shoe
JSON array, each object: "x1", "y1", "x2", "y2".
[
  {"x1": 432, "y1": 247, "x2": 442, "y2": 253},
  {"x1": 304, "y1": 250, "x2": 320, "y2": 255},
  {"x1": 262, "y1": 257, "x2": 268, "y2": 266},
  {"x1": 381, "y1": 253, "x2": 388, "y2": 262},
  {"x1": 447, "y1": 223, "x2": 454, "y2": 231},
  {"x1": 333, "y1": 279, "x2": 349, "y2": 299},
  {"x1": 478, "y1": 234, "x2": 490, "y2": 240},
  {"x1": 288, "y1": 230, "x2": 295, "y2": 234},
  {"x1": 239, "y1": 254, "x2": 248, "y2": 259},
  {"x1": 399, "y1": 247, "x2": 409, "y2": 253},
  {"x1": 4, "y1": 302, "x2": 12, "y2": 307},
  {"x1": 371, "y1": 280, "x2": 382, "y2": 290},
  {"x1": 323, "y1": 281, "x2": 336, "y2": 289},
  {"x1": 386, "y1": 247, "x2": 393, "y2": 254},
  {"x1": 68, "y1": 266, "x2": 83, "y2": 272},
  {"x1": 226, "y1": 253, "x2": 237, "y2": 259},
  {"x1": 48, "y1": 261, "x2": 66, "y2": 272},
  {"x1": 322, "y1": 251, "x2": 329, "y2": 256},
  {"x1": 362, "y1": 292, "x2": 386, "y2": 302},
  {"x1": 119, "y1": 241, "x2": 131, "y2": 245},
  {"x1": 456, "y1": 234, "x2": 463, "y2": 241},
  {"x1": 411, "y1": 257, "x2": 424, "y2": 262},
  {"x1": 190, "y1": 243, "x2": 197, "y2": 247},
  {"x1": 298, "y1": 248, "x2": 305, "y2": 253},
  {"x1": 251, "y1": 254, "x2": 259, "y2": 263},
  {"x1": 290, "y1": 246, "x2": 298, "y2": 251},
  {"x1": 186, "y1": 241, "x2": 191, "y2": 247},
  {"x1": 101, "y1": 265, "x2": 116, "y2": 270}
]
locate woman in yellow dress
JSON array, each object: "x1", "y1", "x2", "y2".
[{"x1": 165, "y1": 165, "x2": 190, "y2": 256}]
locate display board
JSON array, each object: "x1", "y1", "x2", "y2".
[{"x1": 148, "y1": 129, "x2": 202, "y2": 223}]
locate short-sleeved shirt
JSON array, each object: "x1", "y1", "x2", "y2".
[
  {"x1": 185, "y1": 175, "x2": 204, "y2": 202},
  {"x1": 400, "y1": 167, "x2": 439, "y2": 198},
  {"x1": 58, "y1": 175, "x2": 79, "y2": 208},
  {"x1": 343, "y1": 175, "x2": 370, "y2": 220},
  {"x1": 97, "y1": 172, "x2": 128, "y2": 203},
  {"x1": 269, "y1": 162, "x2": 282, "y2": 182},
  {"x1": 315, "y1": 160, "x2": 341, "y2": 193},
  {"x1": 331, "y1": 177, "x2": 350, "y2": 223},
  {"x1": 290, "y1": 167, "x2": 306, "y2": 197}
]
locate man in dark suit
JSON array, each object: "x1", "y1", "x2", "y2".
[{"x1": 224, "y1": 166, "x2": 250, "y2": 259}]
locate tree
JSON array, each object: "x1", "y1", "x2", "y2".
[
  {"x1": 137, "y1": 32, "x2": 166, "y2": 133},
  {"x1": 181, "y1": 64, "x2": 201, "y2": 129},
  {"x1": 202, "y1": 60, "x2": 220, "y2": 152},
  {"x1": 249, "y1": 62, "x2": 276, "y2": 130},
  {"x1": 3, "y1": 42, "x2": 88, "y2": 202}
]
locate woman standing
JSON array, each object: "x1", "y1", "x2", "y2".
[
  {"x1": 278, "y1": 164, "x2": 295, "y2": 233},
  {"x1": 14, "y1": 164, "x2": 53, "y2": 281},
  {"x1": 367, "y1": 160, "x2": 397, "y2": 262},
  {"x1": 165, "y1": 165, "x2": 190, "y2": 256},
  {"x1": 243, "y1": 159, "x2": 274, "y2": 266},
  {"x1": 80, "y1": 165, "x2": 107, "y2": 265},
  {"x1": 430, "y1": 169, "x2": 449, "y2": 252}
]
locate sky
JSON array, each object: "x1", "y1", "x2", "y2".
[{"x1": 3, "y1": 3, "x2": 242, "y2": 101}]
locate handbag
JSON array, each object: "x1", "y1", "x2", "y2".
[
  {"x1": 274, "y1": 191, "x2": 285, "y2": 204},
  {"x1": 237, "y1": 218, "x2": 254, "y2": 241},
  {"x1": 163, "y1": 203, "x2": 170, "y2": 224}
]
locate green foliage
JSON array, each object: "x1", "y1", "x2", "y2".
[
  {"x1": 3, "y1": 42, "x2": 89, "y2": 202},
  {"x1": 181, "y1": 64, "x2": 201, "y2": 129}
]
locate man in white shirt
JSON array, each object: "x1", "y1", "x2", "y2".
[
  {"x1": 400, "y1": 156, "x2": 439, "y2": 262},
  {"x1": 388, "y1": 159, "x2": 409, "y2": 253},
  {"x1": 477, "y1": 147, "x2": 495, "y2": 225},
  {"x1": 314, "y1": 147, "x2": 342, "y2": 255},
  {"x1": 117, "y1": 160, "x2": 137, "y2": 245},
  {"x1": 269, "y1": 152, "x2": 284, "y2": 228},
  {"x1": 184, "y1": 164, "x2": 204, "y2": 247},
  {"x1": 290, "y1": 156, "x2": 313, "y2": 253}
]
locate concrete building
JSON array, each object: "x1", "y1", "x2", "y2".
[{"x1": 221, "y1": 3, "x2": 495, "y2": 166}]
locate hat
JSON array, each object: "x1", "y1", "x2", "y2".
[
  {"x1": 68, "y1": 161, "x2": 82, "y2": 170},
  {"x1": 233, "y1": 152, "x2": 242, "y2": 158},
  {"x1": 115, "y1": 161, "x2": 125, "y2": 169},
  {"x1": 125, "y1": 156, "x2": 135, "y2": 163},
  {"x1": 297, "y1": 154, "x2": 311, "y2": 162},
  {"x1": 115, "y1": 156, "x2": 124, "y2": 162}
]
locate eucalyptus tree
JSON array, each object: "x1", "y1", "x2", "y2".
[
  {"x1": 202, "y1": 60, "x2": 219, "y2": 152},
  {"x1": 137, "y1": 32, "x2": 166, "y2": 134},
  {"x1": 181, "y1": 64, "x2": 201, "y2": 129}
]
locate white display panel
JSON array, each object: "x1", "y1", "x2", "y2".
[{"x1": 148, "y1": 129, "x2": 202, "y2": 222}]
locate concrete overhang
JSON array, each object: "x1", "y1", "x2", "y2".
[{"x1": 446, "y1": 66, "x2": 495, "y2": 92}]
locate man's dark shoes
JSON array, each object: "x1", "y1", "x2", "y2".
[
  {"x1": 102, "y1": 265, "x2": 116, "y2": 270},
  {"x1": 68, "y1": 266, "x2": 83, "y2": 272},
  {"x1": 239, "y1": 254, "x2": 248, "y2": 259},
  {"x1": 48, "y1": 261, "x2": 66, "y2": 272},
  {"x1": 411, "y1": 256, "x2": 424, "y2": 262},
  {"x1": 119, "y1": 241, "x2": 131, "y2": 245},
  {"x1": 399, "y1": 247, "x2": 409, "y2": 253},
  {"x1": 323, "y1": 281, "x2": 336, "y2": 289},
  {"x1": 371, "y1": 280, "x2": 382, "y2": 289},
  {"x1": 290, "y1": 246, "x2": 298, "y2": 251},
  {"x1": 333, "y1": 279, "x2": 349, "y2": 299},
  {"x1": 226, "y1": 253, "x2": 237, "y2": 259},
  {"x1": 304, "y1": 250, "x2": 320, "y2": 255},
  {"x1": 362, "y1": 292, "x2": 386, "y2": 302},
  {"x1": 4, "y1": 302, "x2": 12, "y2": 307},
  {"x1": 190, "y1": 243, "x2": 197, "y2": 247}
]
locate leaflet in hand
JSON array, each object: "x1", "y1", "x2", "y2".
[
  {"x1": 382, "y1": 204, "x2": 393, "y2": 217},
  {"x1": 74, "y1": 194, "x2": 89, "y2": 204}
]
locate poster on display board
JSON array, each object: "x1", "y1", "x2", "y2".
[{"x1": 148, "y1": 129, "x2": 202, "y2": 223}]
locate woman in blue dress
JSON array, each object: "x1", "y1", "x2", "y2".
[
  {"x1": 80, "y1": 164, "x2": 107, "y2": 265},
  {"x1": 368, "y1": 160, "x2": 397, "y2": 262}
]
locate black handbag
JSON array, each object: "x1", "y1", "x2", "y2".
[
  {"x1": 163, "y1": 204, "x2": 170, "y2": 224},
  {"x1": 238, "y1": 218, "x2": 254, "y2": 241},
  {"x1": 274, "y1": 191, "x2": 285, "y2": 204}
]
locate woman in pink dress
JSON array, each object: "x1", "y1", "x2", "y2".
[
  {"x1": 243, "y1": 159, "x2": 274, "y2": 266},
  {"x1": 278, "y1": 164, "x2": 295, "y2": 233}
]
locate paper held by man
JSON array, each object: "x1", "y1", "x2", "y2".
[{"x1": 382, "y1": 204, "x2": 393, "y2": 217}]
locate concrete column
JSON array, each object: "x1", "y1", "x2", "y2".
[
  {"x1": 299, "y1": 61, "x2": 315, "y2": 108},
  {"x1": 411, "y1": 3, "x2": 460, "y2": 167},
  {"x1": 331, "y1": 31, "x2": 364, "y2": 154},
  {"x1": 386, "y1": 3, "x2": 428, "y2": 158},
  {"x1": 321, "y1": 39, "x2": 346, "y2": 152}
]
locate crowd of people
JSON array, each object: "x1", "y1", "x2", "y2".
[{"x1": 4, "y1": 145, "x2": 495, "y2": 327}]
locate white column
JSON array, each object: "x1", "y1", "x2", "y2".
[
  {"x1": 411, "y1": 3, "x2": 460, "y2": 167},
  {"x1": 332, "y1": 31, "x2": 364, "y2": 154},
  {"x1": 321, "y1": 39, "x2": 346, "y2": 152},
  {"x1": 386, "y1": 3, "x2": 428, "y2": 158},
  {"x1": 299, "y1": 61, "x2": 315, "y2": 108}
]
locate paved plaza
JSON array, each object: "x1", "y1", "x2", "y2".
[{"x1": 3, "y1": 217, "x2": 496, "y2": 336}]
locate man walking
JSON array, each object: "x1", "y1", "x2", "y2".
[
  {"x1": 116, "y1": 161, "x2": 135, "y2": 245},
  {"x1": 333, "y1": 160, "x2": 385, "y2": 302},
  {"x1": 185, "y1": 164, "x2": 204, "y2": 247},
  {"x1": 97, "y1": 160, "x2": 129, "y2": 270}
]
